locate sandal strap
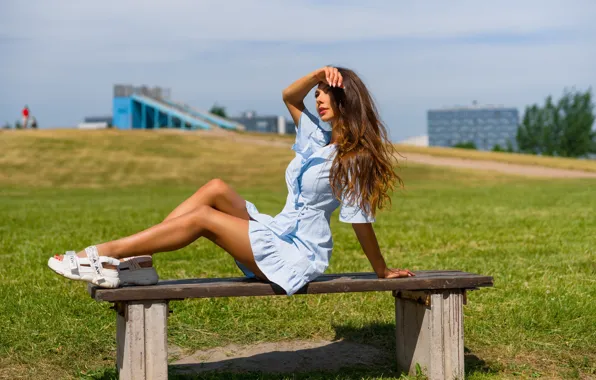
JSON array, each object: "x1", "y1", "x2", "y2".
[
  {"x1": 129, "y1": 259, "x2": 141, "y2": 270},
  {"x1": 119, "y1": 256, "x2": 153, "y2": 272},
  {"x1": 64, "y1": 251, "x2": 79, "y2": 275},
  {"x1": 83, "y1": 246, "x2": 121, "y2": 281},
  {"x1": 85, "y1": 246, "x2": 104, "y2": 280}
]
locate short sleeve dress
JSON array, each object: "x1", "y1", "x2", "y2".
[{"x1": 237, "y1": 108, "x2": 375, "y2": 295}]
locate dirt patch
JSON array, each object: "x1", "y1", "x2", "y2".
[
  {"x1": 170, "y1": 339, "x2": 390, "y2": 374},
  {"x1": 401, "y1": 153, "x2": 596, "y2": 179}
]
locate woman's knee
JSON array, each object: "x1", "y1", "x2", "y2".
[
  {"x1": 206, "y1": 178, "x2": 228, "y2": 193},
  {"x1": 186, "y1": 205, "x2": 214, "y2": 231},
  {"x1": 196, "y1": 178, "x2": 228, "y2": 199}
]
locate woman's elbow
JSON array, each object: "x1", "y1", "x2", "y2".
[{"x1": 282, "y1": 88, "x2": 292, "y2": 102}]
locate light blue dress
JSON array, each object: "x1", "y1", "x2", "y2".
[{"x1": 238, "y1": 108, "x2": 375, "y2": 295}]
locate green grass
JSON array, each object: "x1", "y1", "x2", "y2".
[{"x1": 0, "y1": 130, "x2": 595, "y2": 379}]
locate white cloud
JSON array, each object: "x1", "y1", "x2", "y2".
[{"x1": 2, "y1": 0, "x2": 594, "y2": 42}]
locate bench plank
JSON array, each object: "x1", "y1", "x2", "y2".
[{"x1": 89, "y1": 271, "x2": 493, "y2": 302}]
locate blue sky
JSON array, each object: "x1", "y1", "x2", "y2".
[{"x1": 1, "y1": 0, "x2": 595, "y2": 141}]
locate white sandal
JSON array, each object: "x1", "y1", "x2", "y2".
[
  {"x1": 118, "y1": 256, "x2": 159, "y2": 286},
  {"x1": 47, "y1": 246, "x2": 121, "y2": 288},
  {"x1": 48, "y1": 247, "x2": 160, "y2": 288}
]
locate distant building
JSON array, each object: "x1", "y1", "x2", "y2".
[
  {"x1": 84, "y1": 116, "x2": 113, "y2": 124},
  {"x1": 111, "y1": 84, "x2": 244, "y2": 131},
  {"x1": 398, "y1": 135, "x2": 429, "y2": 147},
  {"x1": 427, "y1": 105, "x2": 519, "y2": 151},
  {"x1": 78, "y1": 115, "x2": 112, "y2": 129},
  {"x1": 230, "y1": 111, "x2": 296, "y2": 135}
]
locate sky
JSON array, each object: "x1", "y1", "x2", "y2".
[{"x1": 1, "y1": 0, "x2": 595, "y2": 141}]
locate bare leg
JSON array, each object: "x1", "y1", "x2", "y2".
[
  {"x1": 164, "y1": 178, "x2": 250, "y2": 222},
  {"x1": 56, "y1": 179, "x2": 252, "y2": 267},
  {"x1": 54, "y1": 179, "x2": 266, "y2": 278},
  {"x1": 97, "y1": 205, "x2": 266, "y2": 279}
]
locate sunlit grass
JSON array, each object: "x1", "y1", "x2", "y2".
[{"x1": 0, "y1": 130, "x2": 594, "y2": 379}]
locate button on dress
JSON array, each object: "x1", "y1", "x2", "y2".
[{"x1": 237, "y1": 108, "x2": 375, "y2": 295}]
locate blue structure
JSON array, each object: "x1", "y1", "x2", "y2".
[
  {"x1": 112, "y1": 85, "x2": 244, "y2": 131},
  {"x1": 428, "y1": 105, "x2": 519, "y2": 151}
]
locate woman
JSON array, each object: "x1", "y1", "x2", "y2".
[{"x1": 48, "y1": 66, "x2": 415, "y2": 295}]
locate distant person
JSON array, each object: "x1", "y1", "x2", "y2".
[
  {"x1": 48, "y1": 66, "x2": 414, "y2": 292},
  {"x1": 30, "y1": 116, "x2": 38, "y2": 129},
  {"x1": 22, "y1": 105, "x2": 29, "y2": 128}
]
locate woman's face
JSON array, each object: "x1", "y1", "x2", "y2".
[{"x1": 315, "y1": 83, "x2": 338, "y2": 123}]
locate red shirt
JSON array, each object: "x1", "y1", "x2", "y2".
[{"x1": 22, "y1": 108, "x2": 29, "y2": 117}]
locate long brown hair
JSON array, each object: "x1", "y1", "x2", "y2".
[{"x1": 327, "y1": 67, "x2": 403, "y2": 217}]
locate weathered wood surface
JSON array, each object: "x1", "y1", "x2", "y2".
[
  {"x1": 116, "y1": 301, "x2": 169, "y2": 380},
  {"x1": 395, "y1": 290, "x2": 465, "y2": 379},
  {"x1": 90, "y1": 270, "x2": 493, "y2": 302}
]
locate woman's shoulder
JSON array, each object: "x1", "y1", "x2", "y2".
[{"x1": 299, "y1": 108, "x2": 321, "y2": 128}]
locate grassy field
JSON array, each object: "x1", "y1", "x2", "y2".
[{"x1": 0, "y1": 130, "x2": 595, "y2": 379}]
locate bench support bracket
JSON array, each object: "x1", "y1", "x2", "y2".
[
  {"x1": 115, "y1": 300, "x2": 169, "y2": 380},
  {"x1": 394, "y1": 290, "x2": 464, "y2": 380}
]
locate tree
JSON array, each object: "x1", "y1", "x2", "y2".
[
  {"x1": 505, "y1": 139, "x2": 515, "y2": 153},
  {"x1": 453, "y1": 141, "x2": 477, "y2": 150},
  {"x1": 209, "y1": 104, "x2": 227, "y2": 118},
  {"x1": 517, "y1": 88, "x2": 595, "y2": 157},
  {"x1": 558, "y1": 90, "x2": 595, "y2": 157},
  {"x1": 492, "y1": 144, "x2": 504, "y2": 152},
  {"x1": 2, "y1": 122, "x2": 11, "y2": 129}
]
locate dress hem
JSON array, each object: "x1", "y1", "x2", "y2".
[{"x1": 245, "y1": 201, "x2": 314, "y2": 296}]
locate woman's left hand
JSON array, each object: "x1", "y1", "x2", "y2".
[
  {"x1": 316, "y1": 66, "x2": 344, "y2": 88},
  {"x1": 381, "y1": 268, "x2": 415, "y2": 278}
]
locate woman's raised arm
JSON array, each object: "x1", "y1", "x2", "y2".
[{"x1": 282, "y1": 67, "x2": 343, "y2": 126}]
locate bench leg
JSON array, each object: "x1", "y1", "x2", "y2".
[
  {"x1": 115, "y1": 300, "x2": 169, "y2": 380},
  {"x1": 394, "y1": 290, "x2": 464, "y2": 380}
]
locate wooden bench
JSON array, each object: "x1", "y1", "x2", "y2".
[{"x1": 88, "y1": 270, "x2": 493, "y2": 380}]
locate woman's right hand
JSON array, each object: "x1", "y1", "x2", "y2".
[
  {"x1": 315, "y1": 66, "x2": 344, "y2": 88},
  {"x1": 381, "y1": 268, "x2": 415, "y2": 278}
]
